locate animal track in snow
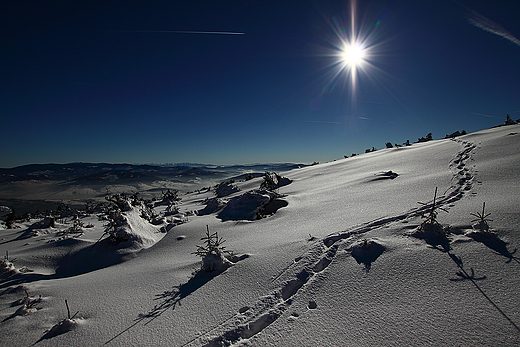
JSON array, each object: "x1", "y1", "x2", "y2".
[
  {"x1": 446, "y1": 139, "x2": 479, "y2": 203},
  {"x1": 184, "y1": 240, "x2": 344, "y2": 346}
]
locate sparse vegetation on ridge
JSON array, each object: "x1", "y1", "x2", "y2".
[{"x1": 445, "y1": 130, "x2": 467, "y2": 139}]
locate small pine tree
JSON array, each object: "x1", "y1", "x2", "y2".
[
  {"x1": 417, "y1": 187, "x2": 448, "y2": 234},
  {"x1": 192, "y1": 226, "x2": 232, "y2": 272},
  {"x1": 470, "y1": 202, "x2": 493, "y2": 232},
  {"x1": 505, "y1": 114, "x2": 515, "y2": 125}
]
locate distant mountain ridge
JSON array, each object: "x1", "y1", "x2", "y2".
[
  {"x1": 0, "y1": 162, "x2": 306, "y2": 185},
  {"x1": 0, "y1": 163, "x2": 215, "y2": 184}
]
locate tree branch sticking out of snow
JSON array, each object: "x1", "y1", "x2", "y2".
[
  {"x1": 192, "y1": 226, "x2": 232, "y2": 272},
  {"x1": 65, "y1": 299, "x2": 79, "y2": 320},
  {"x1": 38, "y1": 300, "x2": 81, "y2": 342}
]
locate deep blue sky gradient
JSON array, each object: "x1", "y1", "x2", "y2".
[{"x1": 2, "y1": 0, "x2": 519, "y2": 167}]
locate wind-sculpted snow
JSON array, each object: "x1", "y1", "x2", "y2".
[{"x1": 181, "y1": 133, "x2": 519, "y2": 346}]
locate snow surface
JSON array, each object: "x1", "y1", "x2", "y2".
[{"x1": 1, "y1": 125, "x2": 520, "y2": 346}]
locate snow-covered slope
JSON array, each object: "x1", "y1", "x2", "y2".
[{"x1": 1, "y1": 125, "x2": 519, "y2": 346}]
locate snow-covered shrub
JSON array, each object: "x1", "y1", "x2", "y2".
[
  {"x1": 103, "y1": 209, "x2": 128, "y2": 243},
  {"x1": 1, "y1": 251, "x2": 20, "y2": 279},
  {"x1": 32, "y1": 216, "x2": 55, "y2": 229},
  {"x1": 416, "y1": 132, "x2": 433, "y2": 143},
  {"x1": 84, "y1": 201, "x2": 95, "y2": 215},
  {"x1": 350, "y1": 239, "x2": 386, "y2": 271},
  {"x1": 105, "y1": 191, "x2": 158, "y2": 223},
  {"x1": 0, "y1": 206, "x2": 12, "y2": 220},
  {"x1": 4, "y1": 209, "x2": 16, "y2": 229},
  {"x1": 158, "y1": 189, "x2": 181, "y2": 214},
  {"x1": 55, "y1": 202, "x2": 76, "y2": 219},
  {"x1": 215, "y1": 180, "x2": 240, "y2": 198},
  {"x1": 260, "y1": 171, "x2": 291, "y2": 191},
  {"x1": 139, "y1": 203, "x2": 158, "y2": 222},
  {"x1": 217, "y1": 190, "x2": 286, "y2": 221},
  {"x1": 198, "y1": 197, "x2": 225, "y2": 216},
  {"x1": 105, "y1": 192, "x2": 132, "y2": 212},
  {"x1": 69, "y1": 215, "x2": 84, "y2": 233},
  {"x1": 161, "y1": 189, "x2": 180, "y2": 202},
  {"x1": 192, "y1": 226, "x2": 232, "y2": 272},
  {"x1": 19, "y1": 290, "x2": 41, "y2": 312}
]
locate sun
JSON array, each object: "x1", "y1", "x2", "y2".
[
  {"x1": 315, "y1": 0, "x2": 385, "y2": 101},
  {"x1": 341, "y1": 42, "x2": 366, "y2": 66}
]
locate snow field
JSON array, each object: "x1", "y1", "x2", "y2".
[{"x1": 0, "y1": 124, "x2": 519, "y2": 346}]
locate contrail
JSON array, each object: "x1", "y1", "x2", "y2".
[
  {"x1": 471, "y1": 112, "x2": 503, "y2": 119},
  {"x1": 303, "y1": 120, "x2": 343, "y2": 124},
  {"x1": 466, "y1": 12, "x2": 520, "y2": 46},
  {"x1": 454, "y1": 1, "x2": 520, "y2": 47},
  {"x1": 87, "y1": 30, "x2": 245, "y2": 35}
]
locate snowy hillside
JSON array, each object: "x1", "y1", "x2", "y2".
[{"x1": 1, "y1": 125, "x2": 519, "y2": 346}]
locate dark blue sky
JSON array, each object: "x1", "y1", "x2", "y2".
[{"x1": 2, "y1": 0, "x2": 519, "y2": 167}]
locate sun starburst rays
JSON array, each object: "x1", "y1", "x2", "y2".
[
  {"x1": 314, "y1": 1, "x2": 381, "y2": 104},
  {"x1": 307, "y1": 0, "x2": 398, "y2": 118}
]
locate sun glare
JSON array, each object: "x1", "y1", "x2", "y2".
[
  {"x1": 342, "y1": 43, "x2": 366, "y2": 66},
  {"x1": 315, "y1": 0, "x2": 386, "y2": 105},
  {"x1": 325, "y1": 1, "x2": 376, "y2": 93}
]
